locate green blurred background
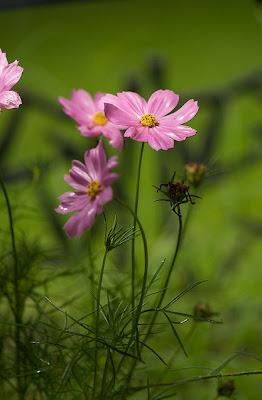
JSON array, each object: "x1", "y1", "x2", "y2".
[{"x1": 1, "y1": 0, "x2": 262, "y2": 398}]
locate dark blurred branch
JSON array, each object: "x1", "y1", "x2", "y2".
[{"x1": 0, "y1": 0, "x2": 115, "y2": 10}]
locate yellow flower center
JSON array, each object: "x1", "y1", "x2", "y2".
[
  {"x1": 140, "y1": 113, "x2": 158, "y2": 127},
  {"x1": 86, "y1": 180, "x2": 101, "y2": 199},
  {"x1": 93, "y1": 111, "x2": 108, "y2": 125}
]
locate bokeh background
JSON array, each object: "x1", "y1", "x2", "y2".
[{"x1": 1, "y1": 0, "x2": 262, "y2": 399}]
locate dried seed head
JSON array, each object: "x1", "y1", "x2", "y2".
[
  {"x1": 217, "y1": 380, "x2": 235, "y2": 397},
  {"x1": 194, "y1": 302, "x2": 212, "y2": 319}
]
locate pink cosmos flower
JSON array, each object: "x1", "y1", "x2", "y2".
[
  {"x1": 55, "y1": 139, "x2": 118, "y2": 238},
  {"x1": 103, "y1": 90, "x2": 199, "y2": 151},
  {"x1": 59, "y1": 90, "x2": 124, "y2": 151},
  {"x1": 0, "y1": 49, "x2": 23, "y2": 114}
]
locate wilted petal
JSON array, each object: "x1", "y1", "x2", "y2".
[{"x1": 0, "y1": 90, "x2": 22, "y2": 109}]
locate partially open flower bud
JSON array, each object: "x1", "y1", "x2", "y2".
[
  {"x1": 194, "y1": 302, "x2": 212, "y2": 319},
  {"x1": 217, "y1": 379, "x2": 235, "y2": 397},
  {"x1": 184, "y1": 162, "x2": 207, "y2": 188}
]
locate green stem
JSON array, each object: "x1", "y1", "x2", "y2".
[
  {"x1": 125, "y1": 370, "x2": 262, "y2": 396},
  {"x1": 144, "y1": 206, "x2": 183, "y2": 345},
  {"x1": 100, "y1": 350, "x2": 110, "y2": 399},
  {"x1": 92, "y1": 250, "x2": 108, "y2": 399},
  {"x1": 131, "y1": 143, "x2": 144, "y2": 330},
  {"x1": 0, "y1": 170, "x2": 23, "y2": 399},
  {"x1": 124, "y1": 207, "x2": 183, "y2": 388},
  {"x1": 113, "y1": 196, "x2": 148, "y2": 377},
  {"x1": 87, "y1": 229, "x2": 96, "y2": 313}
]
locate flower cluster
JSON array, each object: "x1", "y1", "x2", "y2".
[
  {"x1": 0, "y1": 49, "x2": 23, "y2": 115},
  {"x1": 56, "y1": 88, "x2": 199, "y2": 237}
]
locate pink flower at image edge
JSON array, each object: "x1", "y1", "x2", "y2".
[
  {"x1": 0, "y1": 49, "x2": 23, "y2": 114},
  {"x1": 103, "y1": 89, "x2": 199, "y2": 151},
  {"x1": 55, "y1": 139, "x2": 118, "y2": 238},
  {"x1": 59, "y1": 90, "x2": 124, "y2": 151}
]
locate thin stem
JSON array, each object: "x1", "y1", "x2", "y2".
[
  {"x1": 87, "y1": 229, "x2": 96, "y2": 313},
  {"x1": 131, "y1": 143, "x2": 144, "y2": 329},
  {"x1": 152, "y1": 322, "x2": 197, "y2": 396},
  {"x1": 92, "y1": 250, "x2": 108, "y2": 399},
  {"x1": 113, "y1": 196, "x2": 148, "y2": 376},
  {"x1": 100, "y1": 350, "x2": 110, "y2": 399},
  {"x1": 144, "y1": 206, "x2": 183, "y2": 345},
  {"x1": 125, "y1": 370, "x2": 262, "y2": 396},
  {"x1": 124, "y1": 207, "x2": 183, "y2": 388},
  {"x1": 0, "y1": 170, "x2": 23, "y2": 399}
]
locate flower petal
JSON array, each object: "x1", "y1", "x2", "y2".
[
  {"x1": 148, "y1": 89, "x2": 179, "y2": 119},
  {"x1": 0, "y1": 90, "x2": 22, "y2": 109},
  {"x1": 101, "y1": 125, "x2": 124, "y2": 151},
  {"x1": 124, "y1": 126, "x2": 150, "y2": 142},
  {"x1": 63, "y1": 205, "x2": 97, "y2": 238},
  {"x1": 104, "y1": 103, "x2": 138, "y2": 128},
  {"x1": 0, "y1": 60, "x2": 23, "y2": 92},
  {"x1": 96, "y1": 186, "x2": 113, "y2": 207},
  {"x1": 117, "y1": 91, "x2": 148, "y2": 116},
  {"x1": 84, "y1": 139, "x2": 107, "y2": 181},
  {"x1": 0, "y1": 49, "x2": 8, "y2": 76},
  {"x1": 55, "y1": 191, "x2": 90, "y2": 214},
  {"x1": 170, "y1": 99, "x2": 199, "y2": 124},
  {"x1": 59, "y1": 89, "x2": 96, "y2": 125},
  {"x1": 64, "y1": 160, "x2": 92, "y2": 191},
  {"x1": 147, "y1": 127, "x2": 174, "y2": 151}
]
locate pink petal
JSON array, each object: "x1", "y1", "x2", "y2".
[
  {"x1": 104, "y1": 103, "x2": 138, "y2": 128},
  {"x1": 147, "y1": 127, "x2": 174, "y2": 151},
  {"x1": 0, "y1": 90, "x2": 22, "y2": 109},
  {"x1": 71, "y1": 89, "x2": 96, "y2": 114},
  {"x1": 124, "y1": 126, "x2": 149, "y2": 142},
  {"x1": 78, "y1": 125, "x2": 101, "y2": 137},
  {"x1": 106, "y1": 155, "x2": 118, "y2": 170},
  {"x1": 0, "y1": 61, "x2": 23, "y2": 92},
  {"x1": 101, "y1": 125, "x2": 124, "y2": 151},
  {"x1": 167, "y1": 125, "x2": 197, "y2": 139},
  {"x1": 63, "y1": 205, "x2": 97, "y2": 238},
  {"x1": 64, "y1": 160, "x2": 92, "y2": 191},
  {"x1": 170, "y1": 99, "x2": 199, "y2": 124},
  {"x1": 148, "y1": 89, "x2": 179, "y2": 119},
  {"x1": 96, "y1": 186, "x2": 113, "y2": 207},
  {"x1": 55, "y1": 191, "x2": 90, "y2": 214},
  {"x1": 59, "y1": 89, "x2": 96, "y2": 125},
  {"x1": 0, "y1": 50, "x2": 8, "y2": 76},
  {"x1": 84, "y1": 139, "x2": 107, "y2": 181},
  {"x1": 94, "y1": 91, "x2": 106, "y2": 108},
  {"x1": 102, "y1": 172, "x2": 119, "y2": 186},
  {"x1": 117, "y1": 91, "x2": 148, "y2": 115}
]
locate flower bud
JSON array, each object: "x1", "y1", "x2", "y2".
[
  {"x1": 194, "y1": 302, "x2": 212, "y2": 319},
  {"x1": 217, "y1": 379, "x2": 235, "y2": 397},
  {"x1": 184, "y1": 162, "x2": 207, "y2": 188}
]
